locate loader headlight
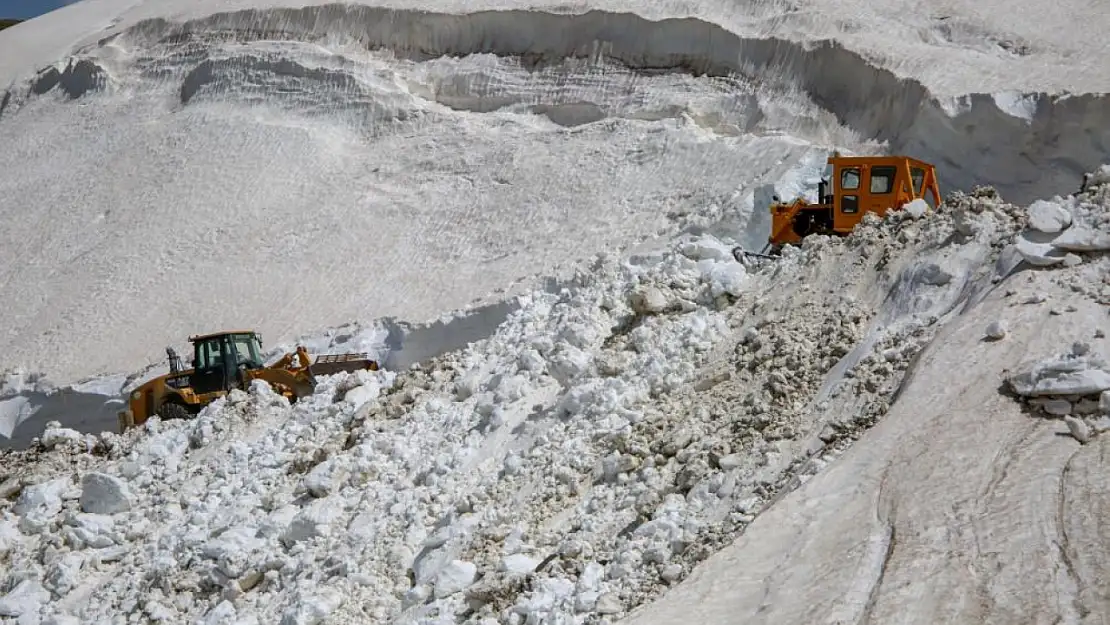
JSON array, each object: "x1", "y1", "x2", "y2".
[{"x1": 132, "y1": 391, "x2": 141, "y2": 400}]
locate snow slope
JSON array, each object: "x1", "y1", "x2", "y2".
[
  {"x1": 2, "y1": 0, "x2": 1110, "y2": 386},
  {"x1": 4, "y1": 168, "x2": 1109, "y2": 624}
]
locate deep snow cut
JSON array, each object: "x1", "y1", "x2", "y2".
[{"x1": 4, "y1": 0, "x2": 1110, "y2": 622}]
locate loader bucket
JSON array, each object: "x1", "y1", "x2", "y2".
[{"x1": 308, "y1": 352, "x2": 380, "y2": 378}]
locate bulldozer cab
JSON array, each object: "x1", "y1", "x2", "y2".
[
  {"x1": 825, "y1": 155, "x2": 941, "y2": 229},
  {"x1": 767, "y1": 154, "x2": 942, "y2": 248},
  {"x1": 189, "y1": 331, "x2": 264, "y2": 394}
]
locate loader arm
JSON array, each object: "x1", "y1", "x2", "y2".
[{"x1": 246, "y1": 367, "x2": 316, "y2": 399}]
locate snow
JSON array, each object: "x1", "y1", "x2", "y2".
[
  {"x1": 2, "y1": 0, "x2": 1110, "y2": 624},
  {"x1": 78, "y1": 472, "x2": 133, "y2": 515}
]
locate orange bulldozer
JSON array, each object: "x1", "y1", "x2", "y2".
[{"x1": 734, "y1": 153, "x2": 943, "y2": 260}]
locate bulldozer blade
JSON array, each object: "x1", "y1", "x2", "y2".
[
  {"x1": 732, "y1": 245, "x2": 778, "y2": 262},
  {"x1": 308, "y1": 353, "x2": 380, "y2": 378}
]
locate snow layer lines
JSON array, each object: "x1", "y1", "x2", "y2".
[
  {"x1": 2, "y1": 2, "x2": 1110, "y2": 387},
  {"x1": 7, "y1": 160, "x2": 1110, "y2": 624}
]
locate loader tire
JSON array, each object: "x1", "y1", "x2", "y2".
[{"x1": 157, "y1": 401, "x2": 191, "y2": 421}]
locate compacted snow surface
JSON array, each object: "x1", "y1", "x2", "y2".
[{"x1": 4, "y1": 0, "x2": 1110, "y2": 624}]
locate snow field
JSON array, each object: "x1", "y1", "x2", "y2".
[{"x1": 9, "y1": 160, "x2": 1109, "y2": 624}]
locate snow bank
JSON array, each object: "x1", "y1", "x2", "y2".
[
  {"x1": 0, "y1": 372, "x2": 129, "y2": 451},
  {"x1": 4, "y1": 3, "x2": 1107, "y2": 207}
]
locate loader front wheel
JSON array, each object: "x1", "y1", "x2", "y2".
[{"x1": 157, "y1": 401, "x2": 192, "y2": 421}]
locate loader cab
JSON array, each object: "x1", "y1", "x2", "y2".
[{"x1": 188, "y1": 331, "x2": 265, "y2": 395}]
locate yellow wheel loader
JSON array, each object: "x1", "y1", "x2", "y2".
[{"x1": 117, "y1": 330, "x2": 379, "y2": 432}]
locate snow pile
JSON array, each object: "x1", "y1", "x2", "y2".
[
  {"x1": 620, "y1": 166, "x2": 1110, "y2": 625},
  {"x1": 998, "y1": 170, "x2": 1110, "y2": 442},
  {"x1": 1012, "y1": 191, "x2": 1110, "y2": 267},
  {"x1": 0, "y1": 371, "x2": 55, "y2": 439},
  {"x1": 0, "y1": 158, "x2": 1059, "y2": 625}
]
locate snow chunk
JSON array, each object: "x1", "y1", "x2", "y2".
[
  {"x1": 984, "y1": 320, "x2": 1007, "y2": 341},
  {"x1": 501, "y1": 553, "x2": 540, "y2": 574},
  {"x1": 80, "y1": 471, "x2": 132, "y2": 515},
  {"x1": 1050, "y1": 226, "x2": 1110, "y2": 252},
  {"x1": 40, "y1": 425, "x2": 89, "y2": 450},
  {"x1": 1026, "y1": 199, "x2": 1072, "y2": 233},
  {"x1": 434, "y1": 559, "x2": 478, "y2": 598},
  {"x1": 0, "y1": 579, "x2": 49, "y2": 618},
  {"x1": 903, "y1": 198, "x2": 928, "y2": 218},
  {"x1": 14, "y1": 478, "x2": 66, "y2": 519},
  {"x1": 304, "y1": 459, "x2": 347, "y2": 498},
  {"x1": 679, "y1": 235, "x2": 734, "y2": 262},
  {"x1": 630, "y1": 286, "x2": 670, "y2": 314},
  {"x1": 1013, "y1": 232, "x2": 1066, "y2": 266},
  {"x1": 1007, "y1": 352, "x2": 1110, "y2": 397},
  {"x1": 282, "y1": 498, "x2": 343, "y2": 544},
  {"x1": 1042, "y1": 398, "x2": 1072, "y2": 416},
  {"x1": 1064, "y1": 416, "x2": 1092, "y2": 444},
  {"x1": 595, "y1": 592, "x2": 622, "y2": 614},
  {"x1": 699, "y1": 260, "x2": 749, "y2": 298},
  {"x1": 279, "y1": 587, "x2": 344, "y2": 625}
]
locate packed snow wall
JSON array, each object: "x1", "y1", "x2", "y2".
[{"x1": 4, "y1": 5, "x2": 1107, "y2": 204}]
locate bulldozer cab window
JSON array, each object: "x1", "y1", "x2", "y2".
[
  {"x1": 840, "y1": 167, "x2": 860, "y2": 191},
  {"x1": 910, "y1": 167, "x2": 925, "y2": 196},
  {"x1": 869, "y1": 166, "x2": 896, "y2": 194}
]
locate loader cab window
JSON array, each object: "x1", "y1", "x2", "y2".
[
  {"x1": 231, "y1": 333, "x2": 263, "y2": 368},
  {"x1": 194, "y1": 338, "x2": 227, "y2": 371},
  {"x1": 869, "y1": 166, "x2": 896, "y2": 194}
]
